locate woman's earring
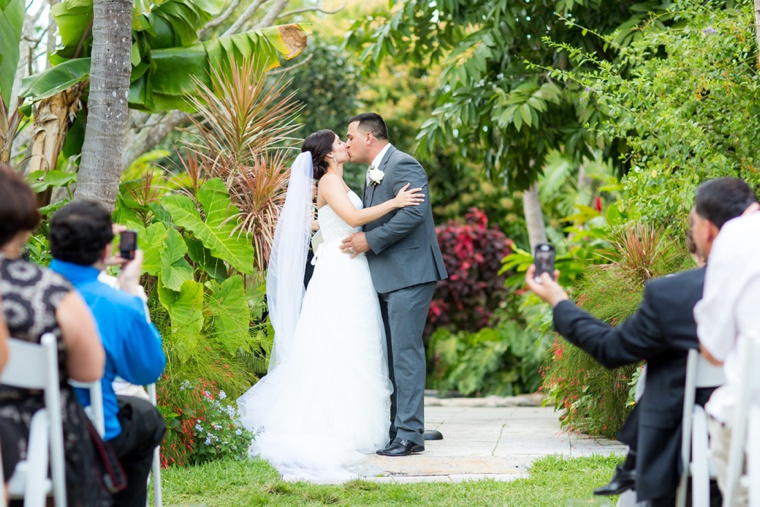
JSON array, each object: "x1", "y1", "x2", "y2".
[{"x1": 330, "y1": 154, "x2": 337, "y2": 164}]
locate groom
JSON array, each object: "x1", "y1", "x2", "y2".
[{"x1": 341, "y1": 113, "x2": 448, "y2": 457}]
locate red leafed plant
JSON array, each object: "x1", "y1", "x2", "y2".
[{"x1": 426, "y1": 208, "x2": 513, "y2": 338}]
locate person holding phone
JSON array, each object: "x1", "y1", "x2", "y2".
[
  {"x1": 525, "y1": 178, "x2": 758, "y2": 507},
  {"x1": 49, "y1": 200, "x2": 166, "y2": 507}
]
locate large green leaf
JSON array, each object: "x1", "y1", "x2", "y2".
[
  {"x1": 50, "y1": 0, "x2": 93, "y2": 61},
  {"x1": 19, "y1": 58, "x2": 91, "y2": 101},
  {"x1": 0, "y1": 0, "x2": 24, "y2": 104},
  {"x1": 207, "y1": 275, "x2": 250, "y2": 354},
  {"x1": 158, "y1": 278, "x2": 204, "y2": 364},
  {"x1": 185, "y1": 238, "x2": 228, "y2": 280},
  {"x1": 25, "y1": 170, "x2": 77, "y2": 192},
  {"x1": 141, "y1": 222, "x2": 168, "y2": 276},
  {"x1": 160, "y1": 227, "x2": 195, "y2": 291},
  {"x1": 130, "y1": 24, "x2": 308, "y2": 112},
  {"x1": 162, "y1": 178, "x2": 253, "y2": 274}
]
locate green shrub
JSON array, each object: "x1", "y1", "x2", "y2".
[
  {"x1": 541, "y1": 224, "x2": 688, "y2": 437},
  {"x1": 157, "y1": 377, "x2": 254, "y2": 467},
  {"x1": 427, "y1": 320, "x2": 546, "y2": 397}
]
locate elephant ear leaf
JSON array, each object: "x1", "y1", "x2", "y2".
[
  {"x1": 159, "y1": 227, "x2": 195, "y2": 291},
  {"x1": 208, "y1": 275, "x2": 250, "y2": 354},
  {"x1": 158, "y1": 279, "x2": 204, "y2": 364},
  {"x1": 162, "y1": 178, "x2": 254, "y2": 274},
  {"x1": 0, "y1": 0, "x2": 25, "y2": 104}
]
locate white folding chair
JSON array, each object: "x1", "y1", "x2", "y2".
[
  {"x1": 147, "y1": 383, "x2": 162, "y2": 507},
  {"x1": 676, "y1": 348, "x2": 726, "y2": 507},
  {"x1": 69, "y1": 379, "x2": 105, "y2": 437},
  {"x1": 73, "y1": 379, "x2": 163, "y2": 507},
  {"x1": 0, "y1": 334, "x2": 66, "y2": 507},
  {"x1": 723, "y1": 330, "x2": 760, "y2": 507}
]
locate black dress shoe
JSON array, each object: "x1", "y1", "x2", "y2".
[
  {"x1": 376, "y1": 439, "x2": 425, "y2": 457},
  {"x1": 593, "y1": 465, "x2": 636, "y2": 496},
  {"x1": 423, "y1": 430, "x2": 443, "y2": 441}
]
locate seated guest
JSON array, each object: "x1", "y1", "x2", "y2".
[
  {"x1": 49, "y1": 200, "x2": 166, "y2": 507},
  {"x1": 525, "y1": 177, "x2": 755, "y2": 506},
  {"x1": 0, "y1": 164, "x2": 110, "y2": 506},
  {"x1": 695, "y1": 196, "x2": 760, "y2": 506}
]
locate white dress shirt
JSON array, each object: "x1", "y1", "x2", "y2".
[
  {"x1": 366, "y1": 143, "x2": 393, "y2": 187},
  {"x1": 694, "y1": 212, "x2": 760, "y2": 423}
]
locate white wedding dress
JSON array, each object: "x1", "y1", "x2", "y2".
[{"x1": 237, "y1": 190, "x2": 392, "y2": 481}]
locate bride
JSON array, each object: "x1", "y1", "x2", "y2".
[{"x1": 237, "y1": 129, "x2": 424, "y2": 480}]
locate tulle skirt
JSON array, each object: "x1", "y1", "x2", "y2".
[{"x1": 237, "y1": 239, "x2": 392, "y2": 480}]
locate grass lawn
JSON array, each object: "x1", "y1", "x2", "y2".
[{"x1": 158, "y1": 454, "x2": 622, "y2": 506}]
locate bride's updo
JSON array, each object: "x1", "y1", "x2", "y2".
[{"x1": 302, "y1": 129, "x2": 336, "y2": 180}]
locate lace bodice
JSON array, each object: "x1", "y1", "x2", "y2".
[{"x1": 318, "y1": 191, "x2": 362, "y2": 242}]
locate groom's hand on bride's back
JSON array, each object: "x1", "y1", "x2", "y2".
[{"x1": 341, "y1": 233, "x2": 369, "y2": 258}]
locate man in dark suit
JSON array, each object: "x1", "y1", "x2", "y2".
[
  {"x1": 525, "y1": 177, "x2": 757, "y2": 506},
  {"x1": 341, "y1": 113, "x2": 448, "y2": 456}
]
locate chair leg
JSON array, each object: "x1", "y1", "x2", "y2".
[
  {"x1": 749, "y1": 406, "x2": 759, "y2": 507},
  {"x1": 23, "y1": 409, "x2": 50, "y2": 507},
  {"x1": 151, "y1": 447, "x2": 162, "y2": 507}
]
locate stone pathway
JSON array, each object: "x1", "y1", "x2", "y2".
[{"x1": 286, "y1": 394, "x2": 627, "y2": 484}]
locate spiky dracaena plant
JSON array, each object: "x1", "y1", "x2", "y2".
[
  {"x1": 542, "y1": 223, "x2": 688, "y2": 437},
  {"x1": 182, "y1": 59, "x2": 302, "y2": 272}
]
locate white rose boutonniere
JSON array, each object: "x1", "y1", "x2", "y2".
[{"x1": 368, "y1": 166, "x2": 385, "y2": 186}]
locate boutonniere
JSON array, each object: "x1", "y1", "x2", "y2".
[{"x1": 368, "y1": 166, "x2": 385, "y2": 186}]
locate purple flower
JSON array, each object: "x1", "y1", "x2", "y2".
[{"x1": 703, "y1": 27, "x2": 716, "y2": 35}]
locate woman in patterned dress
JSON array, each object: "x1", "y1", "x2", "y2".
[{"x1": 0, "y1": 163, "x2": 112, "y2": 506}]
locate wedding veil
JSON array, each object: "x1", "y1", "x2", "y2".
[{"x1": 266, "y1": 151, "x2": 314, "y2": 371}]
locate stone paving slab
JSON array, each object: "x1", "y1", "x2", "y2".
[{"x1": 281, "y1": 396, "x2": 627, "y2": 484}]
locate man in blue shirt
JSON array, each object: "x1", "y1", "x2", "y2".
[{"x1": 50, "y1": 200, "x2": 166, "y2": 507}]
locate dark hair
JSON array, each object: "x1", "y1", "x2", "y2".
[
  {"x1": 694, "y1": 177, "x2": 758, "y2": 230},
  {"x1": 302, "y1": 129, "x2": 336, "y2": 180},
  {"x1": 49, "y1": 200, "x2": 114, "y2": 265},
  {"x1": 349, "y1": 112, "x2": 388, "y2": 141},
  {"x1": 0, "y1": 163, "x2": 40, "y2": 246}
]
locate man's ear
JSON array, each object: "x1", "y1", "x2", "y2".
[{"x1": 706, "y1": 220, "x2": 721, "y2": 244}]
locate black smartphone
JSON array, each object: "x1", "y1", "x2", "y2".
[
  {"x1": 120, "y1": 230, "x2": 137, "y2": 261},
  {"x1": 533, "y1": 243, "x2": 556, "y2": 283}
]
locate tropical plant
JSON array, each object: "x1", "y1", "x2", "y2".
[
  {"x1": 15, "y1": 0, "x2": 308, "y2": 210},
  {"x1": 181, "y1": 59, "x2": 301, "y2": 272},
  {"x1": 346, "y1": 0, "x2": 682, "y2": 250},
  {"x1": 114, "y1": 168, "x2": 268, "y2": 457},
  {"x1": 541, "y1": 223, "x2": 689, "y2": 437},
  {"x1": 427, "y1": 208, "x2": 513, "y2": 338},
  {"x1": 158, "y1": 378, "x2": 254, "y2": 467},
  {"x1": 427, "y1": 321, "x2": 546, "y2": 397}
]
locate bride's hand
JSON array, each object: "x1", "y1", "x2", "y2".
[{"x1": 393, "y1": 183, "x2": 424, "y2": 208}]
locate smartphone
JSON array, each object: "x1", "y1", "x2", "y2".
[
  {"x1": 533, "y1": 243, "x2": 556, "y2": 283},
  {"x1": 120, "y1": 230, "x2": 137, "y2": 261}
]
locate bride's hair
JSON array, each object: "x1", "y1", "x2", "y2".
[{"x1": 302, "y1": 129, "x2": 336, "y2": 180}]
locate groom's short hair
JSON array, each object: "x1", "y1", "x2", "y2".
[{"x1": 350, "y1": 113, "x2": 388, "y2": 141}]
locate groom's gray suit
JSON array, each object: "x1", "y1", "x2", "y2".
[{"x1": 362, "y1": 145, "x2": 447, "y2": 447}]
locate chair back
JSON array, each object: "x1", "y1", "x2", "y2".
[
  {"x1": 69, "y1": 379, "x2": 105, "y2": 437},
  {"x1": 724, "y1": 330, "x2": 760, "y2": 507},
  {"x1": 0, "y1": 334, "x2": 67, "y2": 507},
  {"x1": 676, "y1": 348, "x2": 726, "y2": 507}
]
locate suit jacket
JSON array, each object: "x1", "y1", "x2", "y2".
[
  {"x1": 553, "y1": 267, "x2": 709, "y2": 503},
  {"x1": 362, "y1": 146, "x2": 447, "y2": 293}
]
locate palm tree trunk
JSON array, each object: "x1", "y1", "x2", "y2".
[
  {"x1": 755, "y1": 0, "x2": 760, "y2": 69},
  {"x1": 76, "y1": 0, "x2": 132, "y2": 210},
  {"x1": 523, "y1": 182, "x2": 547, "y2": 254}
]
